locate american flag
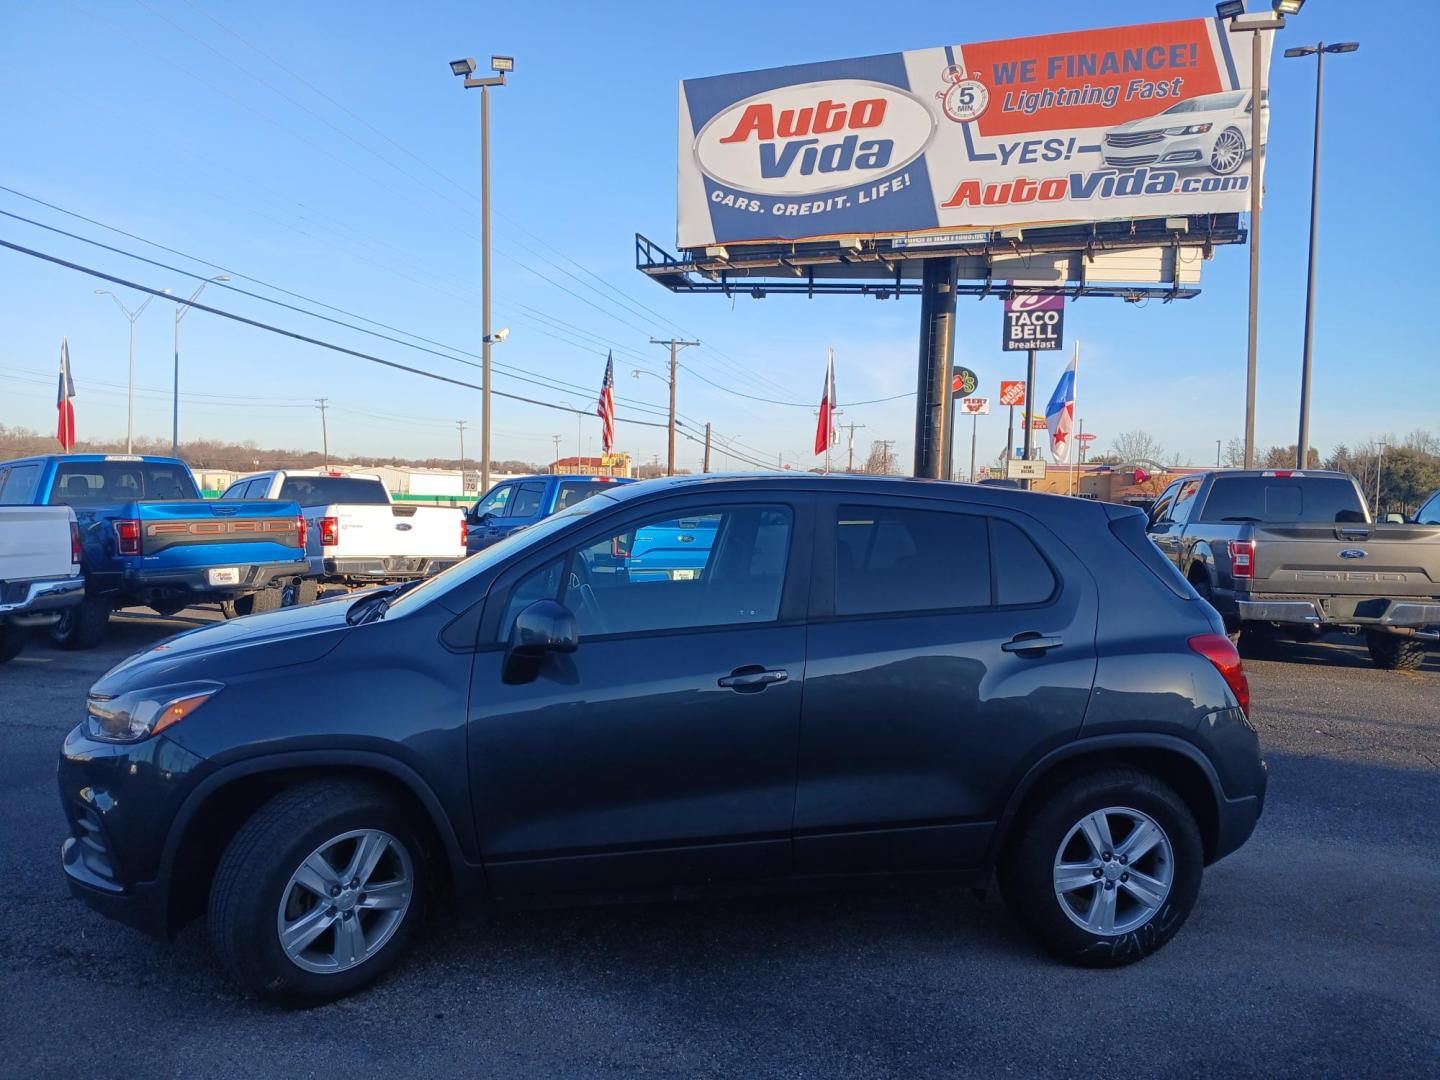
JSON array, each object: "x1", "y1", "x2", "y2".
[
  {"x1": 56, "y1": 337, "x2": 76, "y2": 451},
  {"x1": 596, "y1": 351, "x2": 616, "y2": 454}
]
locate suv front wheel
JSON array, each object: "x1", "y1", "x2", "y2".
[
  {"x1": 1000, "y1": 769, "x2": 1203, "y2": 966},
  {"x1": 208, "y1": 779, "x2": 430, "y2": 1006}
]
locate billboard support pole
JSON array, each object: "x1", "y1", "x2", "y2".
[
  {"x1": 913, "y1": 258, "x2": 956, "y2": 479},
  {"x1": 1243, "y1": 27, "x2": 1263, "y2": 469},
  {"x1": 1006, "y1": 406, "x2": 1014, "y2": 464},
  {"x1": 1021, "y1": 347, "x2": 1037, "y2": 490},
  {"x1": 945, "y1": 387, "x2": 957, "y2": 481}
]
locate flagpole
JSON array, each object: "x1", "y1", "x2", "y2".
[{"x1": 1069, "y1": 340, "x2": 1079, "y2": 496}]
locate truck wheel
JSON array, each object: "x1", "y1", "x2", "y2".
[
  {"x1": 0, "y1": 625, "x2": 27, "y2": 665},
  {"x1": 999, "y1": 769, "x2": 1203, "y2": 968},
  {"x1": 48, "y1": 595, "x2": 110, "y2": 650},
  {"x1": 1365, "y1": 632, "x2": 1427, "y2": 672},
  {"x1": 208, "y1": 779, "x2": 430, "y2": 1006},
  {"x1": 247, "y1": 586, "x2": 284, "y2": 614}
]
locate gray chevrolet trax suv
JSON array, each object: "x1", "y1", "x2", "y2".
[{"x1": 59, "y1": 476, "x2": 1265, "y2": 1005}]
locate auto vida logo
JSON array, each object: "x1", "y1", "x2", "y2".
[{"x1": 693, "y1": 79, "x2": 936, "y2": 196}]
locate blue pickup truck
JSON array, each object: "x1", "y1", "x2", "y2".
[
  {"x1": 0, "y1": 454, "x2": 309, "y2": 647},
  {"x1": 465, "y1": 474, "x2": 633, "y2": 554}
]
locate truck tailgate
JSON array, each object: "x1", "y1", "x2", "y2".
[
  {"x1": 1252, "y1": 523, "x2": 1440, "y2": 597},
  {"x1": 135, "y1": 500, "x2": 303, "y2": 568},
  {"x1": 314, "y1": 504, "x2": 464, "y2": 561},
  {"x1": 0, "y1": 506, "x2": 75, "y2": 583}
]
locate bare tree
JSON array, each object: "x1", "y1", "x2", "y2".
[
  {"x1": 1222, "y1": 437, "x2": 1246, "y2": 469},
  {"x1": 1109, "y1": 430, "x2": 1168, "y2": 466},
  {"x1": 864, "y1": 440, "x2": 897, "y2": 475}
]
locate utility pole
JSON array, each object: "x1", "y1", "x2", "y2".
[
  {"x1": 456, "y1": 421, "x2": 467, "y2": 493},
  {"x1": 95, "y1": 288, "x2": 162, "y2": 454},
  {"x1": 703, "y1": 422, "x2": 712, "y2": 474},
  {"x1": 649, "y1": 338, "x2": 699, "y2": 475},
  {"x1": 1375, "y1": 440, "x2": 1385, "y2": 513},
  {"x1": 315, "y1": 398, "x2": 329, "y2": 469},
  {"x1": 551, "y1": 434, "x2": 562, "y2": 471},
  {"x1": 840, "y1": 420, "x2": 866, "y2": 472},
  {"x1": 1216, "y1": 439, "x2": 1222, "y2": 469},
  {"x1": 875, "y1": 439, "x2": 895, "y2": 476}
]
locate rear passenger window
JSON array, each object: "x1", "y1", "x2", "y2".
[
  {"x1": 0, "y1": 463, "x2": 41, "y2": 504},
  {"x1": 992, "y1": 520, "x2": 1057, "y2": 606},
  {"x1": 835, "y1": 506, "x2": 989, "y2": 616}
]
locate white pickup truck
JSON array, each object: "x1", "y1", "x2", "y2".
[
  {"x1": 223, "y1": 470, "x2": 466, "y2": 592},
  {"x1": 0, "y1": 505, "x2": 85, "y2": 665}
]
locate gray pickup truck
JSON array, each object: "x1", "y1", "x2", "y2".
[{"x1": 1146, "y1": 470, "x2": 1440, "y2": 669}]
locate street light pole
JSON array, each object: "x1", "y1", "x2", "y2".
[
  {"x1": 172, "y1": 275, "x2": 230, "y2": 457},
  {"x1": 452, "y1": 55, "x2": 513, "y2": 497},
  {"x1": 1221, "y1": 4, "x2": 1286, "y2": 468},
  {"x1": 1286, "y1": 40, "x2": 1358, "y2": 470},
  {"x1": 96, "y1": 288, "x2": 164, "y2": 453}
]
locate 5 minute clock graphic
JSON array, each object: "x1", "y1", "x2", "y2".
[{"x1": 937, "y1": 66, "x2": 990, "y2": 123}]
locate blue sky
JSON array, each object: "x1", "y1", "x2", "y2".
[{"x1": 1, "y1": 1, "x2": 1435, "y2": 471}]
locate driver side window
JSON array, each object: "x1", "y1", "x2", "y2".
[
  {"x1": 473, "y1": 483, "x2": 514, "y2": 519},
  {"x1": 498, "y1": 504, "x2": 793, "y2": 642}
]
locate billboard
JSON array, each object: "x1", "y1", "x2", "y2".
[{"x1": 678, "y1": 18, "x2": 1269, "y2": 248}]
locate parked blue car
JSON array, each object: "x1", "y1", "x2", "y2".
[
  {"x1": 466, "y1": 474, "x2": 632, "y2": 553},
  {"x1": 0, "y1": 454, "x2": 309, "y2": 647}
]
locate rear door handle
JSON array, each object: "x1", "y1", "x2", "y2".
[
  {"x1": 1002, "y1": 633, "x2": 1063, "y2": 654},
  {"x1": 718, "y1": 667, "x2": 789, "y2": 691}
]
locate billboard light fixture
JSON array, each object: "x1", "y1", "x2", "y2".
[
  {"x1": 491, "y1": 55, "x2": 514, "y2": 73},
  {"x1": 1215, "y1": 1, "x2": 1244, "y2": 19},
  {"x1": 1165, "y1": 217, "x2": 1190, "y2": 232},
  {"x1": 1229, "y1": 11, "x2": 1285, "y2": 29},
  {"x1": 1273, "y1": 0, "x2": 1304, "y2": 14},
  {"x1": 449, "y1": 57, "x2": 476, "y2": 77}
]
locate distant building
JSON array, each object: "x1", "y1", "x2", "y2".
[{"x1": 548, "y1": 453, "x2": 632, "y2": 478}]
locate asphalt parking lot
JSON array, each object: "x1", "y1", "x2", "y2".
[{"x1": 1, "y1": 609, "x2": 1436, "y2": 1079}]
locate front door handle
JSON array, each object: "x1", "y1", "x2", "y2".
[
  {"x1": 718, "y1": 667, "x2": 789, "y2": 691},
  {"x1": 1002, "y1": 633, "x2": 1063, "y2": 654}
]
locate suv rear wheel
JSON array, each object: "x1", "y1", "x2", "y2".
[
  {"x1": 208, "y1": 779, "x2": 430, "y2": 1006},
  {"x1": 1000, "y1": 769, "x2": 1203, "y2": 966}
]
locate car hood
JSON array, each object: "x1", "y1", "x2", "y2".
[{"x1": 93, "y1": 594, "x2": 355, "y2": 693}]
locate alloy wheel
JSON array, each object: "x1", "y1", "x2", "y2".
[
  {"x1": 1210, "y1": 129, "x2": 1245, "y2": 175},
  {"x1": 276, "y1": 828, "x2": 414, "y2": 974},
  {"x1": 1052, "y1": 807, "x2": 1174, "y2": 936}
]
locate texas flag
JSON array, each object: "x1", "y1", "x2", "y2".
[
  {"x1": 813, "y1": 347, "x2": 835, "y2": 456},
  {"x1": 57, "y1": 337, "x2": 76, "y2": 451},
  {"x1": 1045, "y1": 343, "x2": 1077, "y2": 464}
]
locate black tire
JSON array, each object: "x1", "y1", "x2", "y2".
[
  {"x1": 208, "y1": 779, "x2": 431, "y2": 1007},
  {"x1": 247, "y1": 586, "x2": 284, "y2": 615},
  {"x1": 280, "y1": 579, "x2": 319, "y2": 607},
  {"x1": 999, "y1": 769, "x2": 1203, "y2": 967},
  {"x1": 0, "y1": 625, "x2": 28, "y2": 665},
  {"x1": 48, "y1": 594, "x2": 110, "y2": 650},
  {"x1": 1237, "y1": 626, "x2": 1280, "y2": 657},
  {"x1": 219, "y1": 598, "x2": 242, "y2": 619},
  {"x1": 1366, "y1": 632, "x2": 1426, "y2": 672}
]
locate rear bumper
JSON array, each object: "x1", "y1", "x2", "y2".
[
  {"x1": 1236, "y1": 597, "x2": 1440, "y2": 632},
  {"x1": 0, "y1": 575, "x2": 84, "y2": 624},
  {"x1": 1212, "y1": 785, "x2": 1264, "y2": 863},
  {"x1": 121, "y1": 558, "x2": 308, "y2": 597},
  {"x1": 322, "y1": 556, "x2": 460, "y2": 582}
]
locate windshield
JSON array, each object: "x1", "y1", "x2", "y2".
[
  {"x1": 1163, "y1": 91, "x2": 1246, "y2": 114},
  {"x1": 388, "y1": 495, "x2": 614, "y2": 614}
]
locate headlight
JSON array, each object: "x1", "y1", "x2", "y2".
[
  {"x1": 85, "y1": 681, "x2": 222, "y2": 742},
  {"x1": 1162, "y1": 123, "x2": 1212, "y2": 136}
]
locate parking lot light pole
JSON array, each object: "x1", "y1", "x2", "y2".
[
  {"x1": 1286, "y1": 40, "x2": 1358, "y2": 470},
  {"x1": 1221, "y1": 3, "x2": 1287, "y2": 468},
  {"x1": 172, "y1": 275, "x2": 229, "y2": 457},
  {"x1": 95, "y1": 288, "x2": 165, "y2": 453},
  {"x1": 452, "y1": 54, "x2": 512, "y2": 496}
]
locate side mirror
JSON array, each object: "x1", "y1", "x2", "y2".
[
  {"x1": 1382, "y1": 513, "x2": 1405, "y2": 525},
  {"x1": 503, "y1": 599, "x2": 578, "y2": 684}
]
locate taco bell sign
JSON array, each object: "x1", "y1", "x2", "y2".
[{"x1": 1002, "y1": 293, "x2": 1064, "y2": 352}]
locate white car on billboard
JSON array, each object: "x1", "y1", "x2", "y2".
[{"x1": 1101, "y1": 90, "x2": 1268, "y2": 175}]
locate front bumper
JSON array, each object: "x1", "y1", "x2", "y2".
[
  {"x1": 57, "y1": 724, "x2": 208, "y2": 938},
  {"x1": 0, "y1": 575, "x2": 84, "y2": 626}
]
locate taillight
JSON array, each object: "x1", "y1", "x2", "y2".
[
  {"x1": 319, "y1": 516, "x2": 339, "y2": 546},
  {"x1": 70, "y1": 521, "x2": 82, "y2": 564},
  {"x1": 114, "y1": 519, "x2": 141, "y2": 556},
  {"x1": 1228, "y1": 539, "x2": 1254, "y2": 579},
  {"x1": 461, "y1": 516, "x2": 468, "y2": 548},
  {"x1": 296, "y1": 515, "x2": 307, "y2": 549},
  {"x1": 1189, "y1": 633, "x2": 1250, "y2": 717}
]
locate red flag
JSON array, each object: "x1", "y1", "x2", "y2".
[
  {"x1": 596, "y1": 351, "x2": 616, "y2": 455},
  {"x1": 56, "y1": 337, "x2": 76, "y2": 451},
  {"x1": 814, "y1": 348, "x2": 835, "y2": 456}
]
